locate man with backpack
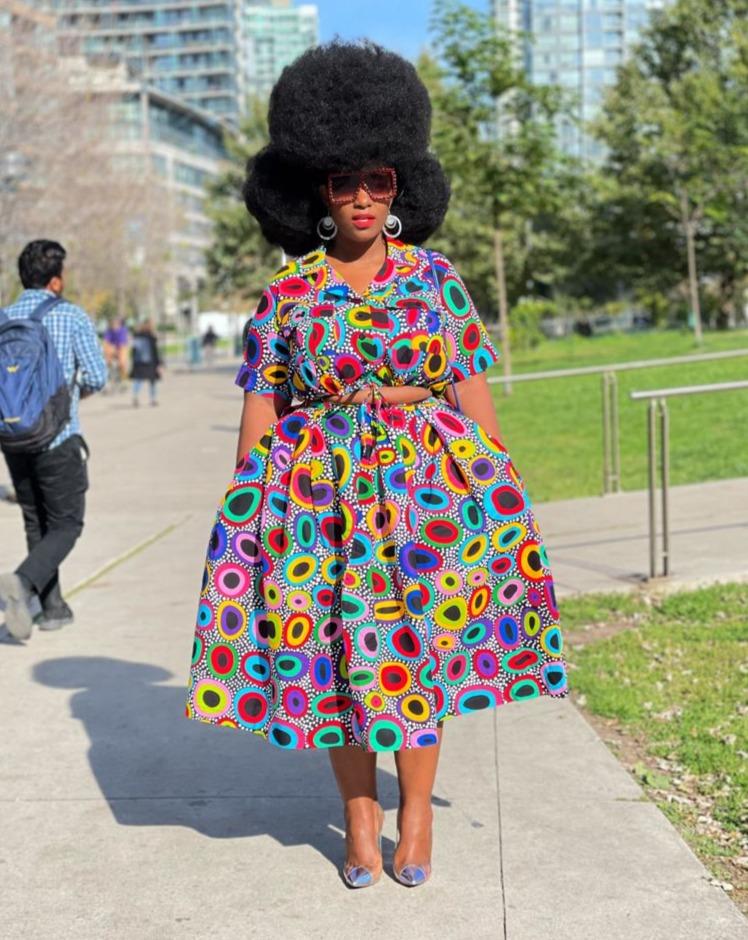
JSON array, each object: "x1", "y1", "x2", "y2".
[{"x1": 0, "y1": 240, "x2": 107, "y2": 640}]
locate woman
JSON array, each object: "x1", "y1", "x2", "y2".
[
  {"x1": 130, "y1": 320, "x2": 162, "y2": 407},
  {"x1": 185, "y1": 42, "x2": 569, "y2": 889},
  {"x1": 102, "y1": 316, "x2": 129, "y2": 391}
]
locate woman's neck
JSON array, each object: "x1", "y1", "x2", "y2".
[{"x1": 327, "y1": 233, "x2": 387, "y2": 266}]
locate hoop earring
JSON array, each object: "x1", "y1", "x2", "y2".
[
  {"x1": 317, "y1": 215, "x2": 337, "y2": 241},
  {"x1": 384, "y1": 213, "x2": 402, "y2": 238}
]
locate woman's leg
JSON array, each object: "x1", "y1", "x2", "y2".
[
  {"x1": 132, "y1": 379, "x2": 142, "y2": 405},
  {"x1": 328, "y1": 747, "x2": 383, "y2": 874},
  {"x1": 393, "y1": 724, "x2": 444, "y2": 875},
  {"x1": 118, "y1": 345, "x2": 128, "y2": 383},
  {"x1": 149, "y1": 379, "x2": 158, "y2": 405}
]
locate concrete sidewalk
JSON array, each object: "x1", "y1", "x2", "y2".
[
  {"x1": 540, "y1": 477, "x2": 748, "y2": 597},
  {"x1": 1, "y1": 368, "x2": 746, "y2": 939}
]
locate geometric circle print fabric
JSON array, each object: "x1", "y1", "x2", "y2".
[{"x1": 185, "y1": 238, "x2": 569, "y2": 751}]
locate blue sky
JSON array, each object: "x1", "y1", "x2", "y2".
[{"x1": 313, "y1": 0, "x2": 489, "y2": 62}]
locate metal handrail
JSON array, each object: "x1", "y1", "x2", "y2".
[
  {"x1": 486, "y1": 348, "x2": 748, "y2": 495},
  {"x1": 629, "y1": 380, "x2": 748, "y2": 580},
  {"x1": 630, "y1": 379, "x2": 748, "y2": 400},
  {"x1": 486, "y1": 347, "x2": 748, "y2": 384}
]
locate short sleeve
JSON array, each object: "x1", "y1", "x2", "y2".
[
  {"x1": 234, "y1": 282, "x2": 293, "y2": 402},
  {"x1": 431, "y1": 252, "x2": 501, "y2": 382}
]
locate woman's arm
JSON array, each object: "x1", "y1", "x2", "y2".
[
  {"x1": 429, "y1": 250, "x2": 503, "y2": 443},
  {"x1": 236, "y1": 392, "x2": 287, "y2": 464},
  {"x1": 445, "y1": 373, "x2": 502, "y2": 442}
]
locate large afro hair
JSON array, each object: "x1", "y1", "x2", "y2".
[{"x1": 243, "y1": 41, "x2": 451, "y2": 257}]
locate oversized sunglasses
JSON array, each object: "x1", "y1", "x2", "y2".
[{"x1": 326, "y1": 167, "x2": 398, "y2": 205}]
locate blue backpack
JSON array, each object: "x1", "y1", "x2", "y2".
[{"x1": 0, "y1": 295, "x2": 71, "y2": 453}]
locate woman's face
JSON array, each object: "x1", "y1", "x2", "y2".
[{"x1": 318, "y1": 165, "x2": 396, "y2": 246}]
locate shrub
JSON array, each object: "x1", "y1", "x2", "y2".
[{"x1": 510, "y1": 297, "x2": 558, "y2": 350}]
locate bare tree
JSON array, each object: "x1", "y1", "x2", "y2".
[{"x1": 0, "y1": 1, "x2": 172, "y2": 319}]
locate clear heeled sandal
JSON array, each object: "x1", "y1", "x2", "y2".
[
  {"x1": 393, "y1": 837, "x2": 432, "y2": 887},
  {"x1": 393, "y1": 809, "x2": 432, "y2": 887},
  {"x1": 342, "y1": 805, "x2": 385, "y2": 888}
]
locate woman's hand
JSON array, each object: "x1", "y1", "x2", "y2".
[
  {"x1": 445, "y1": 373, "x2": 502, "y2": 442},
  {"x1": 236, "y1": 392, "x2": 286, "y2": 465}
]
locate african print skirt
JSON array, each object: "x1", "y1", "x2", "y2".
[{"x1": 185, "y1": 397, "x2": 570, "y2": 751}]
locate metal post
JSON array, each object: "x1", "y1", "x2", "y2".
[
  {"x1": 610, "y1": 371, "x2": 621, "y2": 493},
  {"x1": 602, "y1": 372, "x2": 611, "y2": 494},
  {"x1": 647, "y1": 399, "x2": 657, "y2": 579},
  {"x1": 631, "y1": 379, "x2": 748, "y2": 581},
  {"x1": 659, "y1": 398, "x2": 670, "y2": 577},
  {"x1": 601, "y1": 371, "x2": 621, "y2": 495}
]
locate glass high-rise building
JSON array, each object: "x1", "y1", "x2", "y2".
[
  {"x1": 49, "y1": 1, "x2": 243, "y2": 122},
  {"x1": 241, "y1": 0, "x2": 318, "y2": 100},
  {"x1": 494, "y1": 0, "x2": 668, "y2": 160}
]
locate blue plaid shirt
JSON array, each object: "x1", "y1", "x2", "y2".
[{"x1": 3, "y1": 289, "x2": 107, "y2": 450}]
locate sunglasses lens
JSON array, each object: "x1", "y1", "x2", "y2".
[
  {"x1": 328, "y1": 169, "x2": 396, "y2": 203},
  {"x1": 364, "y1": 171, "x2": 395, "y2": 199},
  {"x1": 329, "y1": 173, "x2": 360, "y2": 201}
]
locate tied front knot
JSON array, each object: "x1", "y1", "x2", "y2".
[{"x1": 360, "y1": 383, "x2": 386, "y2": 460}]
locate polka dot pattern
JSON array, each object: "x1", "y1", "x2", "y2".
[{"x1": 186, "y1": 238, "x2": 569, "y2": 750}]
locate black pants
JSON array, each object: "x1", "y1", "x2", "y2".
[{"x1": 3, "y1": 434, "x2": 89, "y2": 610}]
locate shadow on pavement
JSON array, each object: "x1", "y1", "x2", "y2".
[{"x1": 33, "y1": 657, "x2": 449, "y2": 865}]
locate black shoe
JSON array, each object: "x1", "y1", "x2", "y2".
[
  {"x1": 34, "y1": 602, "x2": 74, "y2": 632},
  {"x1": 0, "y1": 572, "x2": 36, "y2": 640}
]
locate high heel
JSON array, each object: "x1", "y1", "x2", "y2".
[
  {"x1": 393, "y1": 808, "x2": 432, "y2": 887},
  {"x1": 393, "y1": 860, "x2": 432, "y2": 887},
  {"x1": 393, "y1": 830, "x2": 432, "y2": 887},
  {"x1": 342, "y1": 804, "x2": 384, "y2": 889}
]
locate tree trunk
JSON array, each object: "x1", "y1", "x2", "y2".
[
  {"x1": 493, "y1": 226, "x2": 513, "y2": 395},
  {"x1": 716, "y1": 272, "x2": 735, "y2": 330},
  {"x1": 681, "y1": 193, "x2": 703, "y2": 345}
]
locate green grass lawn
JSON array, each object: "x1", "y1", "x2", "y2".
[
  {"x1": 489, "y1": 328, "x2": 748, "y2": 501},
  {"x1": 163, "y1": 336, "x2": 234, "y2": 358},
  {"x1": 562, "y1": 581, "x2": 748, "y2": 908}
]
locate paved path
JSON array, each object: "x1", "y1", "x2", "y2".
[
  {"x1": 1, "y1": 367, "x2": 746, "y2": 939},
  {"x1": 540, "y1": 477, "x2": 748, "y2": 596}
]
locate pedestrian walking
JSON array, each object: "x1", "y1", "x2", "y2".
[
  {"x1": 184, "y1": 42, "x2": 569, "y2": 888},
  {"x1": 0, "y1": 240, "x2": 107, "y2": 639},
  {"x1": 130, "y1": 320, "x2": 162, "y2": 407},
  {"x1": 102, "y1": 316, "x2": 129, "y2": 391},
  {"x1": 201, "y1": 325, "x2": 218, "y2": 365}
]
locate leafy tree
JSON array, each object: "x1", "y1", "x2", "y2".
[
  {"x1": 203, "y1": 97, "x2": 282, "y2": 305},
  {"x1": 593, "y1": 0, "x2": 748, "y2": 341},
  {"x1": 426, "y1": 0, "x2": 569, "y2": 393},
  {"x1": 546, "y1": 166, "x2": 686, "y2": 321}
]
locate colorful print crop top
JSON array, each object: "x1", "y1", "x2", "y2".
[{"x1": 235, "y1": 237, "x2": 501, "y2": 404}]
